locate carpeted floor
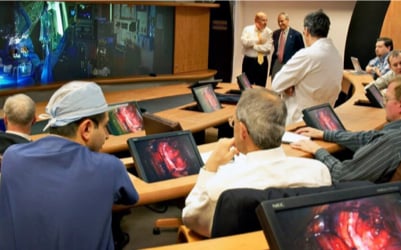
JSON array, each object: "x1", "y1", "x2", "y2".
[
  {"x1": 121, "y1": 128, "x2": 219, "y2": 249},
  {"x1": 122, "y1": 201, "x2": 184, "y2": 249}
]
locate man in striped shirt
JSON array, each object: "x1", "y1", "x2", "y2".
[{"x1": 290, "y1": 76, "x2": 401, "y2": 183}]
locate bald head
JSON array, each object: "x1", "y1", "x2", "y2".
[
  {"x1": 255, "y1": 12, "x2": 268, "y2": 31},
  {"x1": 3, "y1": 94, "x2": 36, "y2": 131}
]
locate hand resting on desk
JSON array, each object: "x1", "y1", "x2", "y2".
[{"x1": 290, "y1": 127, "x2": 324, "y2": 154}]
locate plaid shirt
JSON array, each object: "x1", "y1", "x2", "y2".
[
  {"x1": 314, "y1": 119, "x2": 401, "y2": 183},
  {"x1": 367, "y1": 53, "x2": 391, "y2": 76}
]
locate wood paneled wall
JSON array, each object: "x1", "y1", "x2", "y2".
[
  {"x1": 381, "y1": 0, "x2": 401, "y2": 49},
  {"x1": 174, "y1": 6, "x2": 211, "y2": 74}
]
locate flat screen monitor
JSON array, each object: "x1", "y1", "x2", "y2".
[
  {"x1": 127, "y1": 130, "x2": 204, "y2": 183},
  {"x1": 0, "y1": 2, "x2": 174, "y2": 90},
  {"x1": 107, "y1": 101, "x2": 144, "y2": 135},
  {"x1": 365, "y1": 83, "x2": 385, "y2": 108},
  {"x1": 191, "y1": 83, "x2": 222, "y2": 113},
  {"x1": 302, "y1": 103, "x2": 345, "y2": 131},
  {"x1": 236, "y1": 72, "x2": 252, "y2": 90},
  {"x1": 256, "y1": 182, "x2": 401, "y2": 250}
]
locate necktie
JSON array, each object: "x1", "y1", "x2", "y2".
[
  {"x1": 278, "y1": 30, "x2": 286, "y2": 63},
  {"x1": 257, "y1": 31, "x2": 264, "y2": 65}
]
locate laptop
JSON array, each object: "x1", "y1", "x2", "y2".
[
  {"x1": 189, "y1": 83, "x2": 222, "y2": 112},
  {"x1": 107, "y1": 101, "x2": 144, "y2": 135},
  {"x1": 350, "y1": 56, "x2": 368, "y2": 75},
  {"x1": 302, "y1": 103, "x2": 346, "y2": 131},
  {"x1": 142, "y1": 112, "x2": 183, "y2": 135},
  {"x1": 127, "y1": 130, "x2": 204, "y2": 183},
  {"x1": 256, "y1": 182, "x2": 401, "y2": 250}
]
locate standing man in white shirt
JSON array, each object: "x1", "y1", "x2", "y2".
[
  {"x1": 272, "y1": 10, "x2": 343, "y2": 125},
  {"x1": 240, "y1": 12, "x2": 273, "y2": 87},
  {"x1": 182, "y1": 88, "x2": 332, "y2": 238}
]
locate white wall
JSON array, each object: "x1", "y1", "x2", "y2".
[{"x1": 232, "y1": 1, "x2": 356, "y2": 85}]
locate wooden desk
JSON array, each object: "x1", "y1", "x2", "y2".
[
  {"x1": 141, "y1": 231, "x2": 269, "y2": 250},
  {"x1": 137, "y1": 72, "x2": 389, "y2": 250},
  {"x1": 122, "y1": 72, "x2": 383, "y2": 208},
  {"x1": 31, "y1": 83, "x2": 237, "y2": 153}
]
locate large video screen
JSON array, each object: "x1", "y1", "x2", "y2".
[{"x1": 0, "y1": 2, "x2": 174, "y2": 90}]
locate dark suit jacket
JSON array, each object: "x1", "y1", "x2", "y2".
[
  {"x1": 0, "y1": 132, "x2": 30, "y2": 154},
  {"x1": 271, "y1": 27, "x2": 305, "y2": 68}
]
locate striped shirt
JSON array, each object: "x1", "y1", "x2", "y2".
[{"x1": 314, "y1": 119, "x2": 401, "y2": 183}]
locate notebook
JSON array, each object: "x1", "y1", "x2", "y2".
[
  {"x1": 302, "y1": 103, "x2": 346, "y2": 131},
  {"x1": 127, "y1": 130, "x2": 204, "y2": 183},
  {"x1": 190, "y1": 83, "x2": 222, "y2": 112},
  {"x1": 142, "y1": 112, "x2": 183, "y2": 135},
  {"x1": 350, "y1": 56, "x2": 367, "y2": 75},
  {"x1": 256, "y1": 182, "x2": 401, "y2": 250},
  {"x1": 107, "y1": 101, "x2": 144, "y2": 135}
]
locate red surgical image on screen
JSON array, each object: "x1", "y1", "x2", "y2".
[
  {"x1": 147, "y1": 139, "x2": 189, "y2": 178},
  {"x1": 201, "y1": 86, "x2": 220, "y2": 112},
  {"x1": 314, "y1": 108, "x2": 341, "y2": 131},
  {"x1": 300, "y1": 197, "x2": 401, "y2": 249},
  {"x1": 115, "y1": 104, "x2": 143, "y2": 133}
]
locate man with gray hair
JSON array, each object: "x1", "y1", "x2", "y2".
[
  {"x1": 0, "y1": 93, "x2": 36, "y2": 154},
  {"x1": 370, "y1": 50, "x2": 401, "y2": 90},
  {"x1": 0, "y1": 81, "x2": 139, "y2": 250},
  {"x1": 182, "y1": 88, "x2": 331, "y2": 238}
]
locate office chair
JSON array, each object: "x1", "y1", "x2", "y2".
[{"x1": 211, "y1": 181, "x2": 374, "y2": 238}]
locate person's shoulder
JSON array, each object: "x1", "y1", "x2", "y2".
[
  {"x1": 0, "y1": 132, "x2": 29, "y2": 142},
  {"x1": 288, "y1": 156, "x2": 327, "y2": 168}
]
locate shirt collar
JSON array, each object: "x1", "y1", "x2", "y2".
[
  {"x1": 243, "y1": 147, "x2": 286, "y2": 163},
  {"x1": 5, "y1": 130, "x2": 31, "y2": 141}
]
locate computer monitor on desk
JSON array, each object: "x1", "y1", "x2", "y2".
[
  {"x1": 256, "y1": 182, "x2": 401, "y2": 250},
  {"x1": 107, "y1": 101, "x2": 144, "y2": 135},
  {"x1": 185, "y1": 83, "x2": 222, "y2": 112},
  {"x1": 127, "y1": 130, "x2": 204, "y2": 183}
]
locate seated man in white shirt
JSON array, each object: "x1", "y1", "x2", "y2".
[{"x1": 182, "y1": 88, "x2": 332, "y2": 238}]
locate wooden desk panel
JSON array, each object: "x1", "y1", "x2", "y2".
[{"x1": 140, "y1": 231, "x2": 269, "y2": 250}]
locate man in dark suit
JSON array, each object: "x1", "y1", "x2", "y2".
[
  {"x1": 0, "y1": 94, "x2": 36, "y2": 155},
  {"x1": 271, "y1": 12, "x2": 305, "y2": 80}
]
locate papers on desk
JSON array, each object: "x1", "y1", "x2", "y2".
[
  {"x1": 201, "y1": 151, "x2": 212, "y2": 164},
  {"x1": 282, "y1": 131, "x2": 310, "y2": 144}
]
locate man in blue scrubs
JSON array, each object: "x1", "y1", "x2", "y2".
[{"x1": 0, "y1": 81, "x2": 139, "y2": 250}]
